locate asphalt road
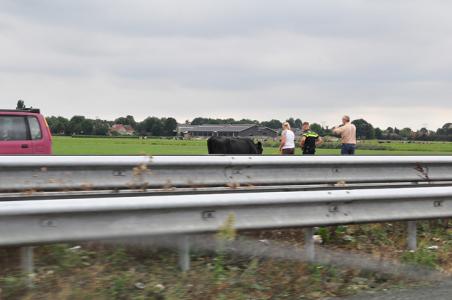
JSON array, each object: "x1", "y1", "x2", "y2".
[{"x1": 337, "y1": 282, "x2": 452, "y2": 300}]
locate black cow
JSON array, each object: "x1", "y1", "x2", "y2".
[{"x1": 207, "y1": 136, "x2": 263, "y2": 154}]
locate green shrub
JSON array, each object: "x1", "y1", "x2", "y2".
[
  {"x1": 401, "y1": 248, "x2": 438, "y2": 268},
  {"x1": 106, "y1": 247, "x2": 130, "y2": 271},
  {"x1": 107, "y1": 273, "x2": 136, "y2": 300},
  {"x1": 0, "y1": 274, "x2": 27, "y2": 299},
  {"x1": 37, "y1": 244, "x2": 93, "y2": 272}
]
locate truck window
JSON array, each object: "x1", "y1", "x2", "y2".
[
  {"x1": 0, "y1": 116, "x2": 28, "y2": 141},
  {"x1": 28, "y1": 116, "x2": 43, "y2": 140}
]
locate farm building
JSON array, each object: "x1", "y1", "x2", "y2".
[
  {"x1": 177, "y1": 124, "x2": 278, "y2": 138},
  {"x1": 110, "y1": 124, "x2": 135, "y2": 136}
]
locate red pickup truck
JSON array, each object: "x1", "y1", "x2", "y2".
[{"x1": 0, "y1": 109, "x2": 52, "y2": 154}]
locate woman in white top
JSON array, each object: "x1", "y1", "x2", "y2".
[{"x1": 279, "y1": 122, "x2": 295, "y2": 155}]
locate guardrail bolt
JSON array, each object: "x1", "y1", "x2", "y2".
[
  {"x1": 112, "y1": 170, "x2": 126, "y2": 176},
  {"x1": 201, "y1": 210, "x2": 216, "y2": 220},
  {"x1": 433, "y1": 200, "x2": 443, "y2": 207},
  {"x1": 40, "y1": 219, "x2": 57, "y2": 227},
  {"x1": 328, "y1": 205, "x2": 339, "y2": 213}
]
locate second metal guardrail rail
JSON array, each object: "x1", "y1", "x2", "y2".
[{"x1": 0, "y1": 186, "x2": 451, "y2": 246}]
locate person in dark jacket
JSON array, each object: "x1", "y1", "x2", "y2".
[{"x1": 300, "y1": 122, "x2": 323, "y2": 155}]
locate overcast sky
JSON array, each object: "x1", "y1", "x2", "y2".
[{"x1": 1, "y1": 0, "x2": 451, "y2": 129}]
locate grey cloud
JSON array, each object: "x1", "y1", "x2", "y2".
[
  {"x1": 2, "y1": 0, "x2": 448, "y2": 39},
  {"x1": 0, "y1": 0, "x2": 451, "y2": 129}
]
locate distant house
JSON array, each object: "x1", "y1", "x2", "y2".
[
  {"x1": 110, "y1": 124, "x2": 135, "y2": 136},
  {"x1": 177, "y1": 124, "x2": 278, "y2": 138},
  {"x1": 293, "y1": 128, "x2": 302, "y2": 137}
]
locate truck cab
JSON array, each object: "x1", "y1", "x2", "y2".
[{"x1": 0, "y1": 108, "x2": 52, "y2": 155}]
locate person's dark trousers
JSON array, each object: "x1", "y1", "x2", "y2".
[
  {"x1": 302, "y1": 149, "x2": 316, "y2": 155},
  {"x1": 341, "y1": 143, "x2": 356, "y2": 155}
]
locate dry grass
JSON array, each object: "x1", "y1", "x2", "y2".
[{"x1": 0, "y1": 221, "x2": 450, "y2": 299}]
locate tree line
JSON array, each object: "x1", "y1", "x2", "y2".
[
  {"x1": 17, "y1": 97, "x2": 452, "y2": 140},
  {"x1": 189, "y1": 117, "x2": 452, "y2": 141},
  {"x1": 190, "y1": 117, "x2": 303, "y2": 130},
  {"x1": 45, "y1": 115, "x2": 178, "y2": 136},
  {"x1": 349, "y1": 119, "x2": 452, "y2": 142},
  {"x1": 45, "y1": 116, "x2": 303, "y2": 137},
  {"x1": 44, "y1": 114, "x2": 452, "y2": 141}
]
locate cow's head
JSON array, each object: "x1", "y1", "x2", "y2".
[{"x1": 255, "y1": 141, "x2": 263, "y2": 154}]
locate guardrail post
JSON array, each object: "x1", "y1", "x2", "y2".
[
  {"x1": 304, "y1": 227, "x2": 315, "y2": 262},
  {"x1": 20, "y1": 246, "x2": 34, "y2": 288},
  {"x1": 178, "y1": 235, "x2": 190, "y2": 272},
  {"x1": 407, "y1": 221, "x2": 417, "y2": 251}
]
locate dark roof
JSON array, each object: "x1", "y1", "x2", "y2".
[{"x1": 178, "y1": 124, "x2": 257, "y2": 133}]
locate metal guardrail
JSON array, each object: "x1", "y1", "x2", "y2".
[
  {"x1": 1, "y1": 156, "x2": 452, "y2": 192},
  {"x1": 1, "y1": 155, "x2": 451, "y2": 279},
  {"x1": 0, "y1": 186, "x2": 451, "y2": 246}
]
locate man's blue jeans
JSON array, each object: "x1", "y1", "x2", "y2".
[{"x1": 341, "y1": 143, "x2": 356, "y2": 155}]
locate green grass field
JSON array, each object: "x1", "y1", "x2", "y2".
[{"x1": 52, "y1": 136, "x2": 452, "y2": 155}]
